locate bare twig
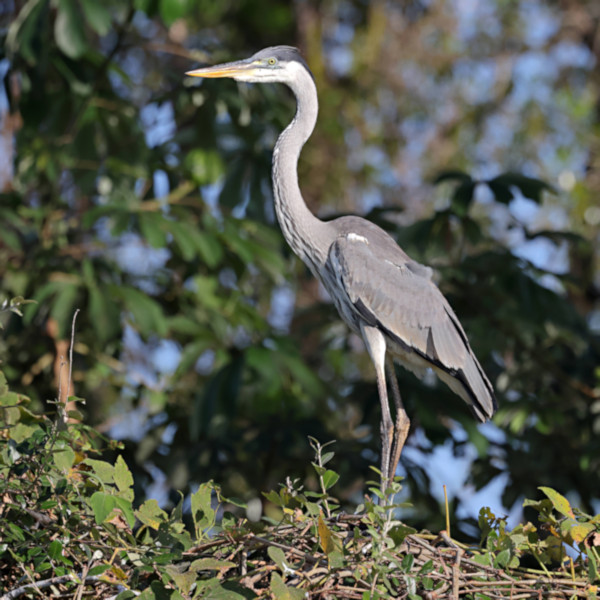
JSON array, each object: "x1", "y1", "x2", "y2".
[
  {"x1": 0, "y1": 574, "x2": 123, "y2": 600},
  {"x1": 68, "y1": 308, "x2": 80, "y2": 401}
]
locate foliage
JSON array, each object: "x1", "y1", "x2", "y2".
[
  {"x1": 1, "y1": 384, "x2": 599, "y2": 598},
  {"x1": 1, "y1": 0, "x2": 599, "y2": 538}
]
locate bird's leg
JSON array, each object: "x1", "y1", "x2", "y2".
[
  {"x1": 360, "y1": 324, "x2": 394, "y2": 497},
  {"x1": 386, "y1": 359, "x2": 410, "y2": 486},
  {"x1": 376, "y1": 367, "x2": 394, "y2": 497}
]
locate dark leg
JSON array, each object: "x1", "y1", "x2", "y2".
[{"x1": 386, "y1": 359, "x2": 410, "y2": 484}]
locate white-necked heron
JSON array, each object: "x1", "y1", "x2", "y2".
[{"x1": 187, "y1": 46, "x2": 497, "y2": 492}]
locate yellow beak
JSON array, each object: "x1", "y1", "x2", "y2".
[{"x1": 185, "y1": 59, "x2": 254, "y2": 79}]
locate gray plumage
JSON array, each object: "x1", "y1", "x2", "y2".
[
  {"x1": 325, "y1": 218, "x2": 495, "y2": 423},
  {"x1": 187, "y1": 45, "x2": 497, "y2": 491}
]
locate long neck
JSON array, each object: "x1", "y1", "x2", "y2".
[{"x1": 272, "y1": 66, "x2": 330, "y2": 273}]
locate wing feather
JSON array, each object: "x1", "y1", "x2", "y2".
[{"x1": 328, "y1": 235, "x2": 496, "y2": 421}]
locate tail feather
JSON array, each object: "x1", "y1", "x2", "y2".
[{"x1": 434, "y1": 353, "x2": 497, "y2": 422}]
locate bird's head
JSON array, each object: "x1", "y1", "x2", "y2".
[{"x1": 186, "y1": 46, "x2": 313, "y2": 85}]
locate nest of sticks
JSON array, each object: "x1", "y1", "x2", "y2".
[
  {"x1": 2, "y1": 513, "x2": 597, "y2": 599},
  {"x1": 174, "y1": 514, "x2": 597, "y2": 599}
]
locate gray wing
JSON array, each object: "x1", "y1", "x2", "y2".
[{"x1": 328, "y1": 235, "x2": 497, "y2": 422}]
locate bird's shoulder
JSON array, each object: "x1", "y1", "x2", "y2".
[{"x1": 327, "y1": 215, "x2": 433, "y2": 281}]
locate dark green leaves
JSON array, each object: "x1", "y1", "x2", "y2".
[
  {"x1": 487, "y1": 172, "x2": 555, "y2": 204},
  {"x1": 109, "y1": 285, "x2": 168, "y2": 337},
  {"x1": 434, "y1": 169, "x2": 554, "y2": 218},
  {"x1": 80, "y1": 0, "x2": 112, "y2": 36},
  {"x1": 55, "y1": 0, "x2": 88, "y2": 59}
]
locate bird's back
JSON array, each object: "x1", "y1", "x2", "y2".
[{"x1": 320, "y1": 215, "x2": 497, "y2": 422}]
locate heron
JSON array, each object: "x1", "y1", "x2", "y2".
[{"x1": 186, "y1": 46, "x2": 497, "y2": 493}]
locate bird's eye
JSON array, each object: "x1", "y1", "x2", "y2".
[{"x1": 267, "y1": 57, "x2": 277, "y2": 66}]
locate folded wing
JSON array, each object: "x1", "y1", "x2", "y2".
[{"x1": 328, "y1": 234, "x2": 497, "y2": 422}]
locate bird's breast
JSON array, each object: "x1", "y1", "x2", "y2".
[{"x1": 319, "y1": 257, "x2": 362, "y2": 335}]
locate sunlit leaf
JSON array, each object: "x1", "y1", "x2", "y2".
[
  {"x1": 54, "y1": 0, "x2": 88, "y2": 58},
  {"x1": 89, "y1": 491, "x2": 116, "y2": 524},
  {"x1": 136, "y1": 499, "x2": 168, "y2": 530},
  {"x1": 114, "y1": 455, "x2": 134, "y2": 499},
  {"x1": 539, "y1": 487, "x2": 575, "y2": 519},
  {"x1": 190, "y1": 482, "x2": 215, "y2": 538}
]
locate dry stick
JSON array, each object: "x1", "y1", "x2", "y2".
[
  {"x1": 451, "y1": 548, "x2": 464, "y2": 599},
  {"x1": 0, "y1": 575, "x2": 122, "y2": 600},
  {"x1": 73, "y1": 563, "x2": 89, "y2": 600},
  {"x1": 57, "y1": 356, "x2": 65, "y2": 421},
  {"x1": 68, "y1": 308, "x2": 80, "y2": 401},
  {"x1": 444, "y1": 484, "x2": 450, "y2": 536}
]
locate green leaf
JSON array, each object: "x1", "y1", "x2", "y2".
[
  {"x1": 487, "y1": 180, "x2": 514, "y2": 204},
  {"x1": 451, "y1": 180, "x2": 476, "y2": 216},
  {"x1": 165, "y1": 564, "x2": 196, "y2": 594},
  {"x1": 494, "y1": 549, "x2": 511, "y2": 568},
  {"x1": 433, "y1": 170, "x2": 473, "y2": 185},
  {"x1": 7, "y1": 523, "x2": 25, "y2": 542},
  {"x1": 159, "y1": 0, "x2": 191, "y2": 26},
  {"x1": 90, "y1": 491, "x2": 116, "y2": 524},
  {"x1": 322, "y1": 469, "x2": 339, "y2": 490},
  {"x1": 195, "y1": 232, "x2": 223, "y2": 268},
  {"x1": 538, "y1": 487, "x2": 574, "y2": 518},
  {"x1": 388, "y1": 523, "x2": 417, "y2": 546},
  {"x1": 139, "y1": 212, "x2": 168, "y2": 248},
  {"x1": 48, "y1": 540, "x2": 63, "y2": 560},
  {"x1": 0, "y1": 371, "x2": 7, "y2": 396},
  {"x1": 321, "y1": 451, "x2": 334, "y2": 466},
  {"x1": 263, "y1": 490, "x2": 288, "y2": 508},
  {"x1": 50, "y1": 283, "x2": 80, "y2": 338},
  {"x1": 190, "y1": 482, "x2": 215, "y2": 538},
  {"x1": 88, "y1": 285, "x2": 120, "y2": 343},
  {"x1": 570, "y1": 522, "x2": 595, "y2": 543},
  {"x1": 589, "y1": 550, "x2": 599, "y2": 583},
  {"x1": 88, "y1": 564, "x2": 112, "y2": 577},
  {"x1": 269, "y1": 573, "x2": 304, "y2": 600},
  {"x1": 80, "y1": 0, "x2": 112, "y2": 35},
  {"x1": 194, "y1": 580, "x2": 250, "y2": 599},
  {"x1": 419, "y1": 560, "x2": 434, "y2": 575},
  {"x1": 55, "y1": 0, "x2": 88, "y2": 59},
  {"x1": 176, "y1": 339, "x2": 211, "y2": 375},
  {"x1": 114, "y1": 497, "x2": 136, "y2": 529},
  {"x1": 185, "y1": 149, "x2": 224, "y2": 185},
  {"x1": 53, "y1": 446, "x2": 75, "y2": 473},
  {"x1": 110, "y1": 285, "x2": 167, "y2": 337},
  {"x1": 114, "y1": 455, "x2": 134, "y2": 499},
  {"x1": 189, "y1": 558, "x2": 236, "y2": 572},
  {"x1": 328, "y1": 549, "x2": 345, "y2": 569},
  {"x1": 84, "y1": 458, "x2": 114, "y2": 485},
  {"x1": 311, "y1": 462, "x2": 326, "y2": 477},
  {"x1": 6, "y1": 0, "x2": 48, "y2": 65},
  {"x1": 267, "y1": 546, "x2": 291, "y2": 572},
  {"x1": 136, "y1": 499, "x2": 168, "y2": 530},
  {"x1": 401, "y1": 553, "x2": 414, "y2": 572},
  {"x1": 167, "y1": 221, "x2": 197, "y2": 261},
  {"x1": 487, "y1": 172, "x2": 554, "y2": 203}
]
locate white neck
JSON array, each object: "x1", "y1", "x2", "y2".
[{"x1": 272, "y1": 63, "x2": 330, "y2": 273}]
